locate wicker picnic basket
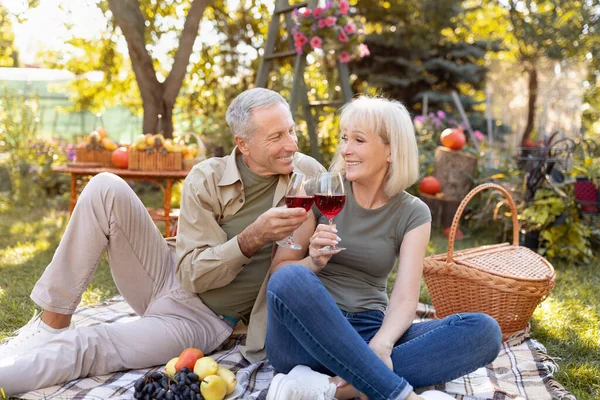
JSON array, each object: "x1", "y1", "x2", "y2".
[{"x1": 423, "y1": 183, "x2": 555, "y2": 339}]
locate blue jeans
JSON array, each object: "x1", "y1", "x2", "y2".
[{"x1": 266, "y1": 265, "x2": 502, "y2": 400}]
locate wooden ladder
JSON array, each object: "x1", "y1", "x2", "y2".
[{"x1": 255, "y1": 0, "x2": 352, "y2": 163}]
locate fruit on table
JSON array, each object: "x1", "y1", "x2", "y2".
[
  {"x1": 440, "y1": 127, "x2": 466, "y2": 150},
  {"x1": 96, "y1": 127, "x2": 108, "y2": 139},
  {"x1": 111, "y1": 147, "x2": 129, "y2": 169},
  {"x1": 175, "y1": 348, "x2": 204, "y2": 372},
  {"x1": 102, "y1": 137, "x2": 118, "y2": 151},
  {"x1": 201, "y1": 375, "x2": 228, "y2": 400},
  {"x1": 164, "y1": 357, "x2": 179, "y2": 377},
  {"x1": 419, "y1": 176, "x2": 442, "y2": 195},
  {"x1": 217, "y1": 367, "x2": 237, "y2": 395},
  {"x1": 194, "y1": 356, "x2": 219, "y2": 379}
]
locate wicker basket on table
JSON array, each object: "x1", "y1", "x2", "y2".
[
  {"x1": 128, "y1": 151, "x2": 183, "y2": 171},
  {"x1": 75, "y1": 147, "x2": 113, "y2": 167},
  {"x1": 423, "y1": 183, "x2": 556, "y2": 339}
]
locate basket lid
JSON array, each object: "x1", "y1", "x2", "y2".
[{"x1": 454, "y1": 245, "x2": 555, "y2": 281}]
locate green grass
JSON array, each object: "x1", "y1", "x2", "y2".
[{"x1": 0, "y1": 201, "x2": 598, "y2": 398}]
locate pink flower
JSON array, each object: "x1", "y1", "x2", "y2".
[
  {"x1": 338, "y1": 30, "x2": 349, "y2": 43},
  {"x1": 295, "y1": 45, "x2": 304, "y2": 55},
  {"x1": 339, "y1": 0, "x2": 350, "y2": 15},
  {"x1": 294, "y1": 32, "x2": 308, "y2": 46},
  {"x1": 345, "y1": 23, "x2": 356, "y2": 34},
  {"x1": 313, "y1": 7, "x2": 324, "y2": 18},
  {"x1": 339, "y1": 51, "x2": 351, "y2": 63},
  {"x1": 325, "y1": 16, "x2": 337, "y2": 27},
  {"x1": 301, "y1": 8, "x2": 311, "y2": 17},
  {"x1": 437, "y1": 110, "x2": 446, "y2": 119},
  {"x1": 359, "y1": 43, "x2": 370, "y2": 57},
  {"x1": 310, "y1": 36, "x2": 323, "y2": 49},
  {"x1": 474, "y1": 130, "x2": 485, "y2": 141},
  {"x1": 318, "y1": 19, "x2": 327, "y2": 28}
]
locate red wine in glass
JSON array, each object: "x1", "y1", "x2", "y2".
[
  {"x1": 314, "y1": 194, "x2": 345, "y2": 219},
  {"x1": 276, "y1": 172, "x2": 315, "y2": 250},
  {"x1": 315, "y1": 172, "x2": 346, "y2": 251},
  {"x1": 285, "y1": 195, "x2": 315, "y2": 212}
]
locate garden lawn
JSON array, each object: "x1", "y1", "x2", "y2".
[{"x1": 0, "y1": 203, "x2": 598, "y2": 399}]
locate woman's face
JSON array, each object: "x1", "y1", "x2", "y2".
[{"x1": 340, "y1": 125, "x2": 390, "y2": 185}]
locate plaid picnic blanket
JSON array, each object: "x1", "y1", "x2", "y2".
[{"x1": 17, "y1": 299, "x2": 575, "y2": 400}]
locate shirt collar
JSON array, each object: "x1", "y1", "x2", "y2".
[{"x1": 218, "y1": 147, "x2": 243, "y2": 187}]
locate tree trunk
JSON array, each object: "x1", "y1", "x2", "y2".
[
  {"x1": 107, "y1": 0, "x2": 211, "y2": 138},
  {"x1": 522, "y1": 64, "x2": 538, "y2": 144}
]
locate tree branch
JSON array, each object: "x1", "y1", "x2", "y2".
[
  {"x1": 163, "y1": 0, "x2": 213, "y2": 106},
  {"x1": 107, "y1": 0, "x2": 160, "y2": 104}
]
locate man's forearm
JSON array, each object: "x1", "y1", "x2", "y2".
[{"x1": 237, "y1": 222, "x2": 266, "y2": 257}]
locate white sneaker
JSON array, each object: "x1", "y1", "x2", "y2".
[
  {"x1": 267, "y1": 365, "x2": 337, "y2": 400},
  {"x1": 0, "y1": 310, "x2": 75, "y2": 359},
  {"x1": 419, "y1": 390, "x2": 456, "y2": 399}
]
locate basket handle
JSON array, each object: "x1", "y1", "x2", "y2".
[{"x1": 446, "y1": 183, "x2": 519, "y2": 262}]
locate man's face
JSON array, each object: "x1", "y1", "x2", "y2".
[{"x1": 236, "y1": 103, "x2": 298, "y2": 176}]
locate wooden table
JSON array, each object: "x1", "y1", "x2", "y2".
[{"x1": 53, "y1": 166, "x2": 189, "y2": 236}]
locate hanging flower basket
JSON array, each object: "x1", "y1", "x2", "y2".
[{"x1": 293, "y1": 0, "x2": 369, "y2": 63}]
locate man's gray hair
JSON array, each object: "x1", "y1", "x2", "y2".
[{"x1": 226, "y1": 88, "x2": 290, "y2": 141}]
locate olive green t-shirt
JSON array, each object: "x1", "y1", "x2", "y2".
[
  {"x1": 315, "y1": 180, "x2": 431, "y2": 313},
  {"x1": 199, "y1": 154, "x2": 278, "y2": 324}
]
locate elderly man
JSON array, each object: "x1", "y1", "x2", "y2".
[{"x1": 0, "y1": 88, "x2": 323, "y2": 395}]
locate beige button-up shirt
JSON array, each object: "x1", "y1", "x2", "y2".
[{"x1": 172, "y1": 148, "x2": 324, "y2": 362}]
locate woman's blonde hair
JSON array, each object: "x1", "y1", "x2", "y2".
[{"x1": 330, "y1": 96, "x2": 419, "y2": 197}]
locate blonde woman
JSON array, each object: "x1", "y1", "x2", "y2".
[{"x1": 265, "y1": 97, "x2": 502, "y2": 400}]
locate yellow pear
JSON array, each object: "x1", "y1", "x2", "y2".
[
  {"x1": 217, "y1": 368, "x2": 237, "y2": 395},
  {"x1": 164, "y1": 357, "x2": 179, "y2": 377},
  {"x1": 200, "y1": 375, "x2": 228, "y2": 400},
  {"x1": 193, "y1": 356, "x2": 219, "y2": 380}
]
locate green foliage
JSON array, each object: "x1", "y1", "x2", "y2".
[
  {"x1": 0, "y1": 4, "x2": 17, "y2": 67},
  {"x1": 350, "y1": 0, "x2": 499, "y2": 114},
  {"x1": 0, "y1": 88, "x2": 70, "y2": 207},
  {"x1": 175, "y1": 0, "x2": 270, "y2": 153},
  {"x1": 522, "y1": 188, "x2": 594, "y2": 264}
]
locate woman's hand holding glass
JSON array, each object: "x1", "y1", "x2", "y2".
[{"x1": 307, "y1": 223, "x2": 342, "y2": 271}]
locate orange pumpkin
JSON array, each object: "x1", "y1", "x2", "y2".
[
  {"x1": 440, "y1": 128, "x2": 466, "y2": 150},
  {"x1": 111, "y1": 147, "x2": 129, "y2": 169},
  {"x1": 419, "y1": 176, "x2": 442, "y2": 195}
]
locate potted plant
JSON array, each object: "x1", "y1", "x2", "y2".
[{"x1": 572, "y1": 158, "x2": 600, "y2": 213}]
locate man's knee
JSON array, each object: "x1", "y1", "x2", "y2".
[{"x1": 81, "y1": 172, "x2": 130, "y2": 200}]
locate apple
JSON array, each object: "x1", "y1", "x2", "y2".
[{"x1": 175, "y1": 348, "x2": 204, "y2": 372}]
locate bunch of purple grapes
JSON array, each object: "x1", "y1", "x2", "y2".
[{"x1": 133, "y1": 368, "x2": 204, "y2": 400}]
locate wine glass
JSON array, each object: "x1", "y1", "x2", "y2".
[
  {"x1": 314, "y1": 172, "x2": 346, "y2": 251},
  {"x1": 276, "y1": 172, "x2": 315, "y2": 250}
]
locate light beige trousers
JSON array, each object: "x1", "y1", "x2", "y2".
[{"x1": 0, "y1": 173, "x2": 232, "y2": 395}]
